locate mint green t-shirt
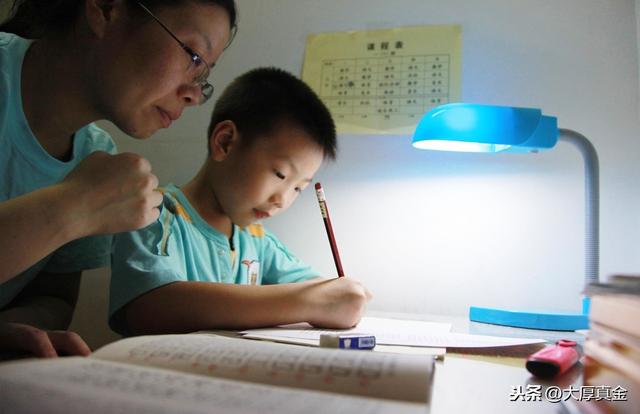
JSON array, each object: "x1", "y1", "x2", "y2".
[
  {"x1": 0, "y1": 32, "x2": 117, "y2": 308},
  {"x1": 109, "y1": 184, "x2": 320, "y2": 334}
]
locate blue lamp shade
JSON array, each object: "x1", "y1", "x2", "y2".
[{"x1": 412, "y1": 103, "x2": 559, "y2": 153}]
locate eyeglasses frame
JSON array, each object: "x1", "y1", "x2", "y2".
[{"x1": 137, "y1": 2, "x2": 214, "y2": 104}]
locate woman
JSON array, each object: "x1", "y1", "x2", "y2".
[{"x1": 0, "y1": 0, "x2": 237, "y2": 358}]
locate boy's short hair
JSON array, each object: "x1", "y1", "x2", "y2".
[{"x1": 207, "y1": 67, "x2": 337, "y2": 160}]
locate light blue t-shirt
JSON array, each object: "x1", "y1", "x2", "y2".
[
  {"x1": 0, "y1": 32, "x2": 117, "y2": 308},
  {"x1": 109, "y1": 184, "x2": 320, "y2": 334}
]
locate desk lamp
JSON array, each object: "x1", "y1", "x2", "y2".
[{"x1": 412, "y1": 103, "x2": 598, "y2": 331}]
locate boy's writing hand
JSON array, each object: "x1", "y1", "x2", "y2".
[
  {"x1": 304, "y1": 278, "x2": 372, "y2": 329},
  {"x1": 61, "y1": 152, "x2": 163, "y2": 236},
  {"x1": 0, "y1": 322, "x2": 91, "y2": 359}
]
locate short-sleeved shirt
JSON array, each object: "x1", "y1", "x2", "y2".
[
  {"x1": 109, "y1": 184, "x2": 320, "y2": 334},
  {"x1": 0, "y1": 32, "x2": 117, "y2": 308}
]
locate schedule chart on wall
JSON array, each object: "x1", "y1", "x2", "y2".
[{"x1": 302, "y1": 25, "x2": 462, "y2": 134}]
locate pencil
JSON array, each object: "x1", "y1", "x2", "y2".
[{"x1": 314, "y1": 182, "x2": 345, "y2": 277}]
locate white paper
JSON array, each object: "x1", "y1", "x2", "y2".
[
  {"x1": 241, "y1": 316, "x2": 450, "y2": 344},
  {"x1": 240, "y1": 316, "x2": 544, "y2": 348},
  {"x1": 0, "y1": 357, "x2": 425, "y2": 414},
  {"x1": 237, "y1": 334, "x2": 447, "y2": 357}
]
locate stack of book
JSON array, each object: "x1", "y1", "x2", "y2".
[{"x1": 580, "y1": 274, "x2": 640, "y2": 414}]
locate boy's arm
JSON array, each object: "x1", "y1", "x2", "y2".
[{"x1": 123, "y1": 277, "x2": 371, "y2": 335}]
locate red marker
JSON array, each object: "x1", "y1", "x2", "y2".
[
  {"x1": 526, "y1": 339, "x2": 580, "y2": 378},
  {"x1": 315, "y1": 182, "x2": 345, "y2": 277}
]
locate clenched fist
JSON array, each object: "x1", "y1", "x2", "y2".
[
  {"x1": 302, "y1": 277, "x2": 373, "y2": 329},
  {"x1": 62, "y1": 151, "x2": 163, "y2": 236}
]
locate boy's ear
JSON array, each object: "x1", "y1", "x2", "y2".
[
  {"x1": 85, "y1": 0, "x2": 123, "y2": 38},
  {"x1": 209, "y1": 120, "x2": 238, "y2": 161}
]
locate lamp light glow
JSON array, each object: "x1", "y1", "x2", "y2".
[
  {"x1": 412, "y1": 103, "x2": 599, "y2": 331},
  {"x1": 412, "y1": 140, "x2": 512, "y2": 153}
]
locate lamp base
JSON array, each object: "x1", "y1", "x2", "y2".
[{"x1": 469, "y1": 306, "x2": 589, "y2": 331}]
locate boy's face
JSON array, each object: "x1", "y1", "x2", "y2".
[{"x1": 212, "y1": 124, "x2": 325, "y2": 227}]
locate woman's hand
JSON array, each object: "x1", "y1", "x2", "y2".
[
  {"x1": 0, "y1": 322, "x2": 91, "y2": 358},
  {"x1": 61, "y1": 151, "x2": 163, "y2": 236}
]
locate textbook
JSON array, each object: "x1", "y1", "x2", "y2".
[
  {"x1": 0, "y1": 333, "x2": 434, "y2": 414},
  {"x1": 582, "y1": 275, "x2": 640, "y2": 414}
]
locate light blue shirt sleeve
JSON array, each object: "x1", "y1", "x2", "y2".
[
  {"x1": 41, "y1": 124, "x2": 118, "y2": 274},
  {"x1": 44, "y1": 234, "x2": 113, "y2": 273},
  {"x1": 259, "y1": 229, "x2": 321, "y2": 285},
  {"x1": 109, "y1": 207, "x2": 186, "y2": 334}
]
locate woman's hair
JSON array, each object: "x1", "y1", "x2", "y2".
[{"x1": 0, "y1": 0, "x2": 237, "y2": 40}]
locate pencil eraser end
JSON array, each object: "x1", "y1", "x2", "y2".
[{"x1": 319, "y1": 333, "x2": 376, "y2": 350}]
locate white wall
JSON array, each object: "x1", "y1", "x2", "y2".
[{"x1": 100, "y1": 0, "x2": 640, "y2": 322}]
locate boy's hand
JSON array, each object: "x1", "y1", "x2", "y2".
[
  {"x1": 60, "y1": 152, "x2": 163, "y2": 236},
  {"x1": 304, "y1": 278, "x2": 372, "y2": 329},
  {"x1": 0, "y1": 322, "x2": 91, "y2": 358}
]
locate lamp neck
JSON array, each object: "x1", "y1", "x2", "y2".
[{"x1": 558, "y1": 129, "x2": 599, "y2": 286}]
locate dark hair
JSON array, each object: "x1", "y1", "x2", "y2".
[
  {"x1": 0, "y1": 0, "x2": 237, "y2": 40},
  {"x1": 208, "y1": 67, "x2": 337, "y2": 160}
]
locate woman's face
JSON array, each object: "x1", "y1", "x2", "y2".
[{"x1": 92, "y1": 2, "x2": 231, "y2": 138}]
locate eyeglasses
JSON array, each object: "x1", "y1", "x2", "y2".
[{"x1": 137, "y1": 2, "x2": 214, "y2": 104}]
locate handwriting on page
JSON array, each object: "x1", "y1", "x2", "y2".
[
  {"x1": 94, "y1": 334, "x2": 432, "y2": 403},
  {"x1": 128, "y1": 337, "x2": 384, "y2": 379},
  {"x1": 0, "y1": 358, "x2": 424, "y2": 414}
]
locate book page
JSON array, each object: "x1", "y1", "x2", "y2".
[
  {"x1": 92, "y1": 333, "x2": 433, "y2": 403},
  {"x1": 0, "y1": 357, "x2": 424, "y2": 414}
]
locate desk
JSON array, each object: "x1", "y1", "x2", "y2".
[
  {"x1": 0, "y1": 312, "x2": 586, "y2": 414},
  {"x1": 369, "y1": 311, "x2": 585, "y2": 414}
]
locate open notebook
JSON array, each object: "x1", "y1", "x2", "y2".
[{"x1": 0, "y1": 333, "x2": 434, "y2": 414}]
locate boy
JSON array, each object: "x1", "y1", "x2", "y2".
[{"x1": 109, "y1": 67, "x2": 372, "y2": 336}]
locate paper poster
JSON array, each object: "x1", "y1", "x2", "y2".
[{"x1": 302, "y1": 25, "x2": 462, "y2": 134}]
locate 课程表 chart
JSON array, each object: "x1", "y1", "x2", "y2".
[{"x1": 302, "y1": 25, "x2": 462, "y2": 134}]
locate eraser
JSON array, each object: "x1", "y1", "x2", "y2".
[{"x1": 319, "y1": 333, "x2": 376, "y2": 350}]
